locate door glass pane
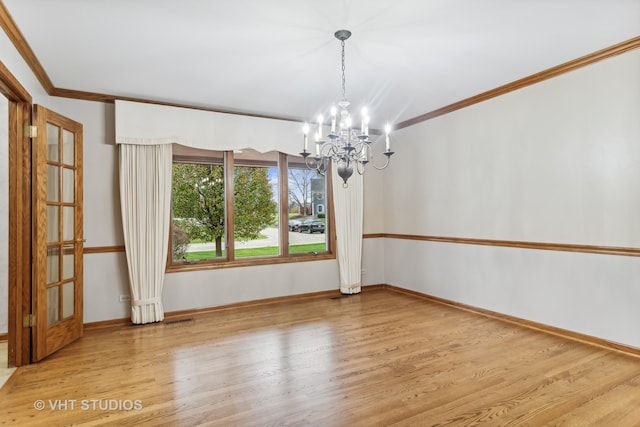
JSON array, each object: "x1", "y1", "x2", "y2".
[
  {"x1": 62, "y1": 168, "x2": 74, "y2": 203},
  {"x1": 47, "y1": 286, "x2": 59, "y2": 326},
  {"x1": 62, "y1": 129, "x2": 75, "y2": 166},
  {"x1": 46, "y1": 246, "x2": 60, "y2": 284},
  {"x1": 47, "y1": 205, "x2": 59, "y2": 242},
  {"x1": 63, "y1": 244, "x2": 74, "y2": 280},
  {"x1": 63, "y1": 206, "x2": 74, "y2": 241},
  {"x1": 46, "y1": 165, "x2": 59, "y2": 202},
  {"x1": 46, "y1": 123, "x2": 59, "y2": 162},
  {"x1": 62, "y1": 282, "x2": 74, "y2": 318}
]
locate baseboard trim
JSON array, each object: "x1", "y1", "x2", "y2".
[
  {"x1": 83, "y1": 317, "x2": 132, "y2": 331},
  {"x1": 0, "y1": 333, "x2": 7, "y2": 342},
  {"x1": 83, "y1": 284, "x2": 640, "y2": 359},
  {"x1": 378, "y1": 284, "x2": 640, "y2": 359},
  {"x1": 83, "y1": 289, "x2": 343, "y2": 331},
  {"x1": 164, "y1": 289, "x2": 342, "y2": 320}
]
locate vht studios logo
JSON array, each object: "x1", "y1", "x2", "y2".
[{"x1": 34, "y1": 399, "x2": 143, "y2": 411}]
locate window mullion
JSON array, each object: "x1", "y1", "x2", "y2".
[
  {"x1": 278, "y1": 152, "x2": 289, "y2": 256},
  {"x1": 224, "y1": 151, "x2": 235, "y2": 261}
]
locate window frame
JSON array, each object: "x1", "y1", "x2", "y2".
[{"x1": 167, "y1": 148, "x2": 335, "y2": 273}]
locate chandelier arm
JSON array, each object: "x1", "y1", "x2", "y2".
[
  {"x1": 304, "y1": 156, "x2": 316, "y2": 169},
  {"x1": 319, "y1": 141, "x2": 335, "y2": 160},
  {"x1": 303, "y1": 154, "x2": 317, "y2": 169},
  {"x1": 303, "y1": 152, "x2": 327, "y2": 177},
  {"x1": 328, "y1": 143, "x2": 345, "y2": 163},
  {"x1": 370, "y1": 151, "x2": 393, "y2": 170}
]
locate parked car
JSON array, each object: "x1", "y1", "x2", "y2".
[
  {"x1": 288, "y1": 219, "x2": 301, "y2": 231},
  {"x1": 298, "y1": 219, "x2": 325, "y2": 233}
]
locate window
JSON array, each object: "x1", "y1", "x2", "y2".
[
  {"x1": 233, "y1": 150, "x2": 279, "y2": 258},
  {"x1": 169, "y1": 145, "x2": 333, "y2": 271},
  {"x1": 287, "y1": 156, "x2": 327, "y2": 254}
]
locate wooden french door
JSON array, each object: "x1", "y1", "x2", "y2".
[{"x1": 32, "y1": 105, "x2": 83, "y2": 361}]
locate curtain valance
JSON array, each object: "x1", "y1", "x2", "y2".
[{"x1": 115, "y1": 100, "x2": 303, "y2": 155}]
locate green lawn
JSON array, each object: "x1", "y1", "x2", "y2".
[{"x1": 183, "y1": 242, "x2": 327, "y2": 260}]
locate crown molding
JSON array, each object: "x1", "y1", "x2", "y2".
[
  {"x1": 0, "y1": 1, "x2": 53, "y2": 94},
  {"x1": 395, "y1": 36, "x2": 640, "y2": 130},
  {"x1": 2, "y1": 0, "x2": 639, "y2": 127},
  {"x1": 50, "y1": 87, "x2": 302, "y2": 123}
]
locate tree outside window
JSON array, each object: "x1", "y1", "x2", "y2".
[{"x1": 169, "y1": 146, "x2": 331, "y2": 269}]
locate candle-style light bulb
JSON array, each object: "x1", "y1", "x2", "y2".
[
  {"x1": 361, "y1": 107, "x2": 368, "y2": 135},
  {"x1": 303, "y1": 123, "x2": 309, "y2": 151},
  {"x1": 385, "y1": 123, "x2": 391, "y2": 151},
  {"x1": 315, "y1": 132, "x2": 320, "y2": 155}
]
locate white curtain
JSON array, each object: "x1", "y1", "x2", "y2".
[
  {"x1": 332, "y1": 167, "x2": 364, "y2": 294},
  {"x1": 114, "y1": 100, "x2": 305, "y2": 323},
  {"x1": 119, "y1": 143, "x2": 172, "y2": 324}
]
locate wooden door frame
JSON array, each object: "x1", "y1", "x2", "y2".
[{"x1": 1, "y1": 60, "x2": 32, "y2": 367}]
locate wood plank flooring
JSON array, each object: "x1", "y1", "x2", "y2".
[
  {"x1": 1, "y1": 289, "x2": 640, "y2": 426},
  {"x1": 0, "y1": 342, "x2": 16, "y2": 390}
]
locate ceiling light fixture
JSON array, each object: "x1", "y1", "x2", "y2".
[{"x1": 301, "y1": 29, "x2": 394, "y2": 187}]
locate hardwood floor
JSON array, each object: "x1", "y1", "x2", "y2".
[
  {"x1": 1, "y1": 288, "x2": 640, "y2": 426},
  {"x1": 0, "y1": 342, "x2": 16, "y2": 390}
]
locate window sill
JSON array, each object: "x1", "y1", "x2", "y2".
[{"x1": 166, "y1": 251, "x2": 336, "y2": 273}]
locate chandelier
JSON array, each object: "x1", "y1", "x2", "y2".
[{"x1": 301, "y1": 29, "x2": 394, "y2": 187}]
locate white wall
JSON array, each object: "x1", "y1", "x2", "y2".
[
  {"x1": 361, "y1": 143, "x2": 386, "y2": 286},
  {"x1": 381, "y1": 49, "x2": 640, "y2": 347},
  {"x1": 0, "y1": 95, "x2": 8, "y2": 334}
]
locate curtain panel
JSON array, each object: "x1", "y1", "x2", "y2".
[
  {"x1": 332, "y1": 168, "x2": 364, "y2": 294},
  {"x1": 119, "y1": 143, "x2": 172, "y2": 324}
]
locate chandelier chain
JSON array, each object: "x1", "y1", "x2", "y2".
[{"x1": 341, "y1": 39, "x2": 347, "y2": 101}]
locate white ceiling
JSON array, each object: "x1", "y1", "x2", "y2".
[{"x1": 4, "y1": 0, "x2": 640, "y2": 128}]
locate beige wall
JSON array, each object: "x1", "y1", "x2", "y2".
[
  {"x1": 384, "y1": 51, "x2": 640, "y2": 245},
  {"x1": 379, "y1": 50, "x2": 640, "y2": 347}
]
